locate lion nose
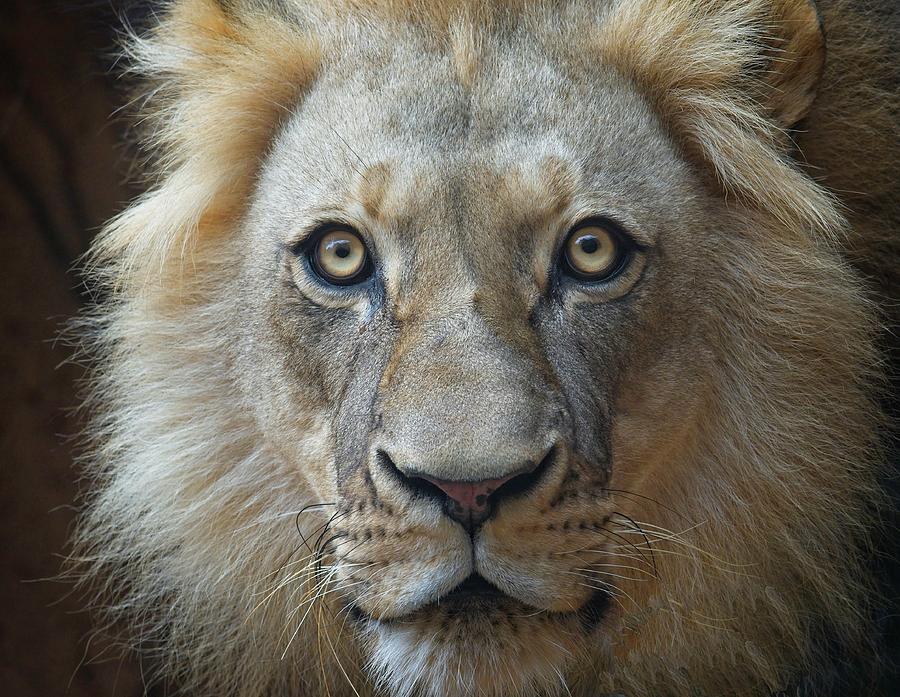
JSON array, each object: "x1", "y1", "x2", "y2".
[
  {"x1": 379, "y1": 451, "x2": 552, "y2": 531},
  {"x1": 419, "y1": 473, "x2": 521, "y2": 525}
]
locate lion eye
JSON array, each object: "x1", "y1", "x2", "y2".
[
  {"x1": 562, "y1": 223, "x2": 625, "y2": 282},
  {"x1": 311, "y1": 228, "x2": 370, "y2": 285}
]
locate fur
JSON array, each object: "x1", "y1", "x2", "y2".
[{"x1": 70, "y1": 1, "x2": 898, "y2": 696}]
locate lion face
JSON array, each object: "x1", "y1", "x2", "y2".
[
  {"x1": 230, "y1": 32, "x2": 741, "y2": 697},
  {"x1": 77, "y1": 2, "x2": 894, "y2": 696}
]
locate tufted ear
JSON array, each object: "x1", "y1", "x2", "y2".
[
  {"x1": 760, "y1": 0, "x2": 826, "y2": 129},
  {"x1": 594, "y1": 0, "x2": 839, "y2": 235}
]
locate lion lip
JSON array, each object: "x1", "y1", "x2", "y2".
[
  {"x1": 437, "y1": 573, "x2": 505, "y2": 604},
  {"x1": 347, "y1": 574, "x2": 510, "y2": 625},
  {"x1": 434, "y1": 574, "x2": 612, "y2": 629},
  {"x1": 349, "y1": 573, "x2": 611, "y2": 629}
]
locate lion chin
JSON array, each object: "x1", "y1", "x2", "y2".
[{"x1": 356, "y1": 575, "x2": 605, "y2": 697}]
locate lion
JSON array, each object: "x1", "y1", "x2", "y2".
[{"x1": 69, "y1": 1, "x2": 899, "y2": 696}]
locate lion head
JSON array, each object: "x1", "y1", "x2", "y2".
[{"x1": 72, "y1": 1, "x2": 898, "y2": 696}]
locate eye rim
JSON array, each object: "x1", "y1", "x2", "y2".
[
  {"x1": 304, "y1": 223, "x2": 374, "y2": 287},
  {"x1": 559, "y1": 218, "x2": 635, "y2": 284}
]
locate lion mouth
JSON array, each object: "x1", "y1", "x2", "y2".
[
  {"x1": 351, "y1": 572, "x2": 611, "y2": 630},
  {"x1": 437, "y1": 573, "x2": 506, "y2": 606},
  {"x1": 347, "y1": 573, "x2": 509, "y2": 624}
]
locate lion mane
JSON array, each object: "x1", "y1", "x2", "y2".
[{"x1": 70, "y1": 1, "x2": 898, "y2": 696}]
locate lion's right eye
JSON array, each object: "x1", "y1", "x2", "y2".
[
  {"x1": 308, "y1": 227, "x2": 372, "y2": 286},
  {"x1": 560, "y1": 220, "x2": 632, "y2": 283}
]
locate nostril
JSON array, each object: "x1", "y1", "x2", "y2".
[
  {"x1": 490, "y1": 446, "x2": 556, "y2": 503},
  {"x1": 376, "y1": 449, "x2": 447, "y2": 502}
]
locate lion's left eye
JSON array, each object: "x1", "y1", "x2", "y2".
[
  {"x1": 309, "y1": 227, "x2": 371, "y2": 286},
  {"x1": 561, "y1": 222, "x2": 628, "y2": 282}
]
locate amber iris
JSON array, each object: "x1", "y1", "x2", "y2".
[
  {"x1": 312, "y1": 229, "x2": 369, "y2": 284},
  {"x1": 563, "y1": 225, "x2": 622, "y2": 281}
]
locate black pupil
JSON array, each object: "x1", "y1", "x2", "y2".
[
  {"x1": 334, "y1": 242, "x2": 351, "y2": 259},
  {"x1": 579, "y1": 235, "x2": 599, "y2": 254}
]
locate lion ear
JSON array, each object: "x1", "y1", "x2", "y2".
[
  {"x1": 594, "y1": 0, "x2": 840, "y2": 235},
  {"x1": 760, "y1": 0, "x2": 826, "y2": 129}
]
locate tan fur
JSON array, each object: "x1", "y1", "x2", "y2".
[{"x1": 72, "y1": 1, "x2": 898, "y2": 696}]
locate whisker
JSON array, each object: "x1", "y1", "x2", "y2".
[
  {"x1": 609, "y1": 511, "x2": 658, "y2": 577},
  {"x1": 553, "y1": 545, "x2": 657, "y2": 572},
  {"x1": 286, "y1": 578, "x2": 368, "y2": 628},
  {"x1": 602, "y1": 488, "x2": 692, "y2": 522},
  {"x1": 281, "y1": 567, "x2": 344, "y2": 659},
  {"x1": 299, "y1": 510, "x2": 348, "y2": 557},
  {"x1": 569, "y1": 566, "x2": 650, "y2": 584},
  {"x1": 611, "y1": 516, "x2": 707, "y2": 541},
  {"x1": 563, "y1": 575, "x2": 630, "y2": 612},
  {"x1": 575, "y1": 562, "x2": 658, "y2": 579},
  {"x1": 611, "y1": 517, "x2": 757, "y2": 570},
  {"x1": 321, "y1": 607, "x2": 363, "y2": 697},
  {"x1": 590, "y1": 524, "x2": 654, "y2": 567},
  {"x1": 232, "y1": 504, "x2": 335, "y2": 534},
  {"x1": 247, "y1": 565, "x2": 317, "y2": 620}
]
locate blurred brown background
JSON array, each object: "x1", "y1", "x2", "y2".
[{"x1": 0, "y1": 1, "x2": 146, "y2": 694}]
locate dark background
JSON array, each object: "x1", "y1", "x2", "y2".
[{"x1": 0, "y1": 1, "x2": 145, "y2": 694}]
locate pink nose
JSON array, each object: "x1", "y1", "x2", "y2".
[{"x1": 419, "y1": 473, "x2": 520, "y2": 527}]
